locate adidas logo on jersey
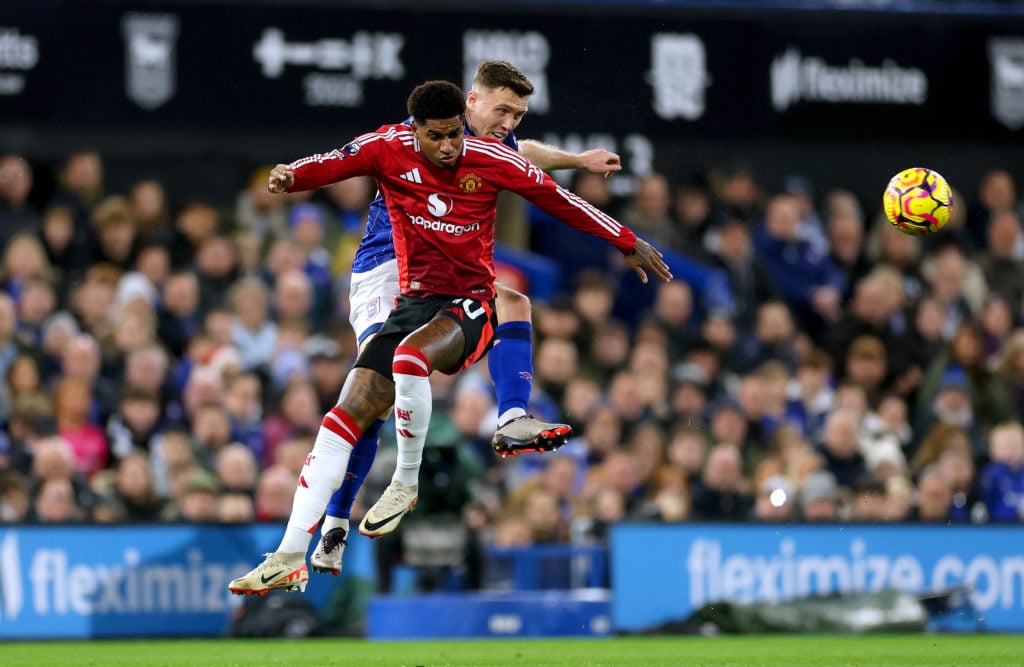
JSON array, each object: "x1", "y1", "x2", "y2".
[{"x1": 400, "y1": 168, "x2": 422, "y2": 183}]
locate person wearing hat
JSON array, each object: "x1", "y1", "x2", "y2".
[
  {"x1": 861, "y1": 433, "x2": 908, "y2": 482},
  {"x1": 175, "y1": 469, "x2": 220, "y2": 522},
  {"x1": 800, "y1": 471, "x2": 839, "y2": 522}
]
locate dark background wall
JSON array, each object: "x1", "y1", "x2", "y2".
[{"x1": 2, "y1": 0, "x2": 1023, "y2": 212}]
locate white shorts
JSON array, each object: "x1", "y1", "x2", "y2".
[{"x1": 348, "y1": 258, "x2": 400, "y2": 344}]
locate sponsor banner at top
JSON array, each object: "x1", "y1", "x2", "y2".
[{"x1": 0, "y1": 2, "x2": 1018, "y2": 139}]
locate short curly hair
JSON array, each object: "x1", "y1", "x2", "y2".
[{"x1": 407, "y1": 81, "x2": 466, "y2": 124}]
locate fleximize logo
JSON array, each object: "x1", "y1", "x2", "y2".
[
  {"x1": 770, "y1": 47, "x2": 927, "y2": 112},
  {"x1": 0, "y1": 531, "x2": 24, "y2": 621}
]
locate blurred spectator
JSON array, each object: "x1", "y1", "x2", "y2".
[
  {"x1": 1, "y1": 231, "x2": 55, "y2": 307},
  {"x1": 910, "y1": 465, "x2": 953, "y2": 523},
  {"x1": 112, "y1": 452, "x2": 165, "y2": 521},
  {"x1": 129, "y1": 179, "x2": 173, "y2": 244},
  {"x1": 996, "y1": 331, "x2": 1024, "y2": 417},
  {"x1": 54, "y1": 375, "x2": 109, "y2": 478},
  {"x1": 217, "y1": 492, "x2": 255, "y2": 523},
  {"x1": 191, "y1": 404, "x2": 233, "y2": 468},
  {"x1": 707, "y1": 215, "x2": 778, "y2": 331},
  {"x1": 236, "y1": 165, "x2": 287, "y2": 242},
  {"x1": 979, "y1": 295, "x2": 1014, "y2": 364},
  {"x1": 39, "y1": 205, "x2": 77, "y2": 295},
  {"x1": 800, "y1": 470, "x2": 839, "y2": 522},
  {"x1": 917, "y1": 322, "x2": 1015, "y2": 433},
  {"x1": 817, "y1": 409, "x2": 867, "y2": 492},
  {"x1": 921, "y1": 242, "x2": 985, "y2": 336},
  {"x1": 106, "y1": 386, "x2": 164, "y2": 460},
  {"x1": 825, "y1": 188, "x2": 870, "y2": 296},
  {"x1": 826, "y1": 270, "x2": 915, "y2": 396},
  {"x1": 90, "y1": 195, "x2": 139, "y2": 271},
  {"x1": 622, "y1": 172, "x2": 677, "y2": 251},
  {"x1": 215, "y1": 443, "x2": 259, "y2": 496},
  {"x1": 17, "y1": 279, "x2": 59, "y2": 348},
  {"x1": 261, "y1": 378, "x2": 321, "y2": 466},
  {"x1": 862, "y1": 436, "x2": 908, "y2": 483},
  {"x1": 842, "y1": 335, "x2": 889, "y2": 400},
  {"x1": 936, "y1": 444, "x2": 983, "y2": 523},
  {"x1": 50, "y1": 150, "x2": 104, "y2": 274},
  {"x1": 156, "y1": 271, "x2": 201, "y2": 359},
  {"x1": 967, "y1": 168, "x2": 1022, "y2": 249},
  {"x1": 254, "y1": 465, "x2": 297, "y2": 522},
  {"x1": 672, "y1": 175, "x2": 714, "y2": 251},
  {"x1": 174, "y1": 469, "x2": 220, "y2": 522},
  {"x1": 194, "y1": 235, "x2": 240, "y2": 319},
  {"x1": 0, "y1": 470, "x2": 31, "y2": 523},
  {"x1": 223, "y1": 371, "x2": 265, "y2": 459},
  {"x1": 753, "y1": 193, "x2": 844, "y2": 337},
  {"x1": 977, "y1": 210, "x2": 1024, "y2": 308},
  {"x1": 29, "y1": 477, "x2": 83, "y2": 523},
  {"x1": 642, "y1": 280, "x2": 697, "y2": 363},
  {"x1": 229, "y1": 276, "x2": 276, "y2": 372},
  {"x1": 169, "y1": 201, "x2": 220, "y2": 270},
  {"x1": 0, "y1": 154, "x2": 39, "y2": 249},
  {"x1": 272, "y1": 436, "x2": 313, "y2": 477},
  {"x1": 306, "y1": 335, "x2": 348, "y2": 413},
  {"x1": 916, "y1": 367, "x2": 991, "y2": 458},
  {"x1": 980, "y1": 421, "x2": 1024, "y2": 522},
  {"x1": 851, "y1": 475, "x2": 888, "y2": 522},
  {"x1": 690, "y1": 443, "x2": 752, "y2": 520}
]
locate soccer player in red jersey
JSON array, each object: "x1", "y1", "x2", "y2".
[{"x1": 228, "y1": 80, "x2": 670, "y2": 596}]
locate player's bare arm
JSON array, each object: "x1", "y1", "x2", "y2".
[
  {"x1": 519, "y1": 139, "x2": 622, "y2": 176},
  {"x1": 268, "y1": 164, "x2": 295, "y2": 193},
  {"x1": 627, "y1": 237, "x2": 673, "y2": 284}
]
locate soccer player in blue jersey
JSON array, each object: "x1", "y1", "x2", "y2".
[{"x1": 311, "y1": 61, "x2": 622, "y2": 576}]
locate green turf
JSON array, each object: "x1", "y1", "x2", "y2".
[{"x1": 2, "y1": 635, "x2": 1023, "y2": 667}]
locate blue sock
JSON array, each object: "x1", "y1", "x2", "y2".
[
  {"x1": 489, "y1": 321, "x2": 533, "y2": 425},
  {"x1": 325, "y1": 419, "x2": 382, "y2": 520}
]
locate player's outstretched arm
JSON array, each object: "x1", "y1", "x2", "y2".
[
  {"x1": 519, "y1": 139, "x2": 622, "y2": 176},
  {"x1": 627, "y1": 237, "x2": 673, "y2": 284},
  {"x1": 268, "y1": 163, "x2": 295, "y2": 194}
]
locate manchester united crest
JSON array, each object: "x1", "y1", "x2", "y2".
[{"x1": 459, "y1": 173, "x2": 483, "y2": 193}]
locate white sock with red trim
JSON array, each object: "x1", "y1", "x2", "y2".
[
  {"x1": 278, "y1": 406, "x2": 360, "y2": 554},
  {"x1": 391, "y1": 345, "x2": 432, "y2": 487}
]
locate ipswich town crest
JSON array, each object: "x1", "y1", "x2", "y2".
[{"x1": 122, "y1": 13, "x2": 179, "y2": 110}]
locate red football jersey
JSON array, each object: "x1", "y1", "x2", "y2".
[{"x1": 288, "y1": 123, "x2": 636, "y2": 299}]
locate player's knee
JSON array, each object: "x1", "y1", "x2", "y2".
[{"x1": 496, "y1": 285, "x2": 531, "y2": 324}]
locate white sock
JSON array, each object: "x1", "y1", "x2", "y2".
[
  {"x1": 391, "y1": 345, "x2": 432, "y2": 487},
  {"x1": 321, "y1": 516, "x2": 350, "y2": 535},
  {"x1": 278, "y1": 407, "x2": 359, "y2": 553},
  {"x1": 497, "y1": 407, "x2": 527, "y2": 428}
]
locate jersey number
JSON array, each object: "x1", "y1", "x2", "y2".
[{"x1": 454, "y1": 298, "x2": 486, "y2": 320}]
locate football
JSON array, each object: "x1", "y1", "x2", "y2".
[{"x1": 882, "y1": 167, "x2": 953, "y2": 236}]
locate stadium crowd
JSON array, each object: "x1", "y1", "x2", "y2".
[{"x1": 1, "y1": 149, "x2": 1024, "y2": 579}]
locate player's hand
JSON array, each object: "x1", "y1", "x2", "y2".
[
  {"x1": 626, "y1": 238, "x2": 673, "y2": 284},
  {"x1": 268, "y1": 164, "x2": 294, "y2": 194},
  {"x1": 578, "y1": 149, "x2": 622, "y2": 177}
]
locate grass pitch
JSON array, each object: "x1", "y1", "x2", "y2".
[{"x1": 3, "y1": 635, "x2": 1022, "y2": 666}]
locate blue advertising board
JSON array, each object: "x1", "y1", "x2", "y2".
[
  {"x1": 369, "y1": 590, "x2": 611, "y2": 639},
  {"x1": 611, "y1": 524, "x2": 1024, "y2": 632},
  {"x1": 0, "y1": 525, "x2": 371, "y2": 639}
]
